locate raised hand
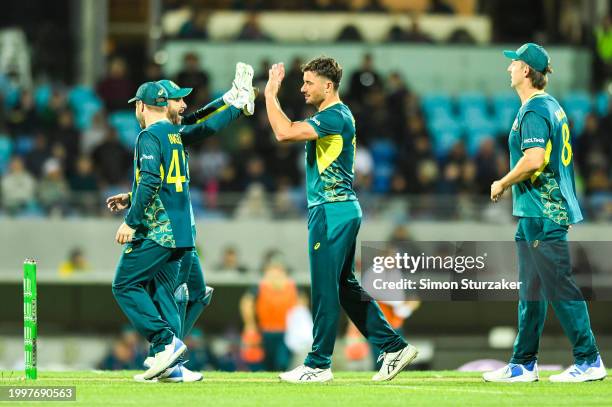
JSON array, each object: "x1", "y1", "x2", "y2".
[{"x1": 265, "y1": 63, "x2": 285, "y2": 97}]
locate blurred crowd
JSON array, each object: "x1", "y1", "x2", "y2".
[{"x1": 0, "y1": 50, "x2": 611, "y2": 221}]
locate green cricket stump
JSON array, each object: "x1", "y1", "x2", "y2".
[{"x1": 24, "y1": 259, "x2": 37, "y2": 380}]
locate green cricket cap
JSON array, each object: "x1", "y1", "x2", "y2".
[
  {"x1": 503, "y1": 43, "x2": 551, "y2": 73},
  {"x1": 128, "y1": 82, "x2": 168, "y2": 106},
  {"x1": 157, "y1": 79, "x2": 192, "y2": 99}
]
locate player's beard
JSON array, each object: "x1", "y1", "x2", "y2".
[{"x1": 168, "y1": 109, "x2": 181, "y2": 125}]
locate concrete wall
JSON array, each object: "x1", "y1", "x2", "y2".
[{"x1": 1, "y1": 219, "x2": 610, "y2": 280}]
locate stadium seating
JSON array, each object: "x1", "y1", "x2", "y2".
[
  {"x1": 67, "y1": 86, "x2": 103, "y2": 130},
  {"x1": 0, "y1": 135, "x2": 12, "y2": 174},
  {"x1": 108, "y1": 110, "x2": 141, "y2": 148}
]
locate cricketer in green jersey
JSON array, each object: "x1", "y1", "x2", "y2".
[
  {"x1": 264, "y1": 56, "x2": 417, "y2": 383},
  {"x1": 484, "y1": 43, "x2": 606, "y2": 383},
  {"x1": 108, "y1": 65, "x2": 255, "y2": 382},
  {"x1": 112, "y1": 81, "x2": 191, "y2": 381}
]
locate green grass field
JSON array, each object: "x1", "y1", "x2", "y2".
[{"x1": 1, "y1": 370, "x2": 611, "y2": 406}]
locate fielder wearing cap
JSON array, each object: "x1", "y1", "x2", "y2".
[
  {"x1": 128, "y1": 81, "x2": 169, "y2": 106},
  {"x1": 503, "y1": 42, "x2": 552, "y2": 74},
  {"x1": 483, "y1": 43, "x2": 606, "y2": 384}
]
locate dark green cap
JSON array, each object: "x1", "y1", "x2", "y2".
[
  {"x1": 128, "y1": 82, "x2": 168, "y2": 106},
  {"x1": 157, "y1": 79, "x2": 192, "y2": 99},
  {"x1": 503, "y1": 43, "x2": 551, "y2": 73}
]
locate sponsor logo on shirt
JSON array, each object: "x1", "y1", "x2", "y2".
[
  {"x1": 524, "y1": 137, "x2": 545, "y2": 144},
  {"x1": 140, "y1": 154, "x2": 154, "y2": 161},
  {"x1": 311, "y1": 117, "x2": 321, "y2": 126}
]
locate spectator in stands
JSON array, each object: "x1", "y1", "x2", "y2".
[
  {"x1": 215, "y1": 245, "x2": 248, "y2": 273},
  {"x1": 349, "y1": 53, "x2": 383, "y2": 102},
  {"x1": 241, "y1": 156, "x2": 274, "y2": 192},
  {"x1": 98, "y1": 338, "x2": 138, "y2": 370},
  {"x1": 194, "y1": 138, "x2": 229, "y2": 187},
  {"x1": 237, "y1": 13, "x2": 272, "y2": 42},
  {"x1": 96, "y1": 56, "x2": 135, "y2": 112},
  {"x1": 58, "y1": 247, "x2": 90, "y2": 276},
  {"x1": 312, "y1": 0, "x2": 349, "y2": 11},
  {"x1": 336, "y1": 24, "x2": 364, "y2": 42},
  {"x1": 91, "y1": 128, "x2": 131, "y2": 187},
  {"x1": 474, "y1": 138, "x2": 501, "y2": 194},
  {"x1": 178, "y1": 9, "x2": 210, "y2": 39},
  {"x1": 176, "y1": 52, "x2": 210, "y2": 107},
  {"x1": 428, "y1": 0, "x2": 456, "y2": 14},
  {"x1": 447, "y1": 28, "x2": 477, "y2": 44},
  {"x1": 402, "y1": 17, "x2": 434, "y2": 43},
  {"x1": 38, "y1": 90, "x2": 67, "y2": 131},
  {"x1": 143, "y1": 61, "x2": 163, "y2": 83},
  {"x1": 69, "y1": 156, "x2": 99, "y2": 214},
  {"x1": 51, "y1": 109, "x2": 81, "y2": 176},
  {"x1": 350, "y1": 0, "x2": 386, "y2": 12},
  {"x1": 386, "y1": 72, "x2": 410, "y2": 141},
  {"x1": 24, "y1": 133, "x2": 51, "y2": 178},
  {"x1": 240, "y1": 259, "x2": 298, "y2": 371},
  {"x1": 37, "y1": 158, "x2": 69, "y2": 216},
  {"x1": 81, "y1": 111, "x2": 108, "y2": 154},
  {"x1": 267, "y1": 143, "x2": 301, "y2": 187},
  {"x1": 6, "y1": 90, "x2": 37, "y2": 135},
  {"x1": 235, "y1": 184, "x2": 271, "y2": 219},
  {"x1": 272, "y1": 178, "x2": 300, "y2": 219},
  {"x1": 1, "y1": 156, "x2": 36, "y2": 215},
  {"x1": 279, "y1": 57, "x2": 305, "y2": 118}
]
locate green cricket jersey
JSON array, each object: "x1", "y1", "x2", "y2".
[
  {"x1": 508, "y1": 92, "x2": 583, "y2": 225},
  {"x1": 125, "y1": 120, "x2": 193, "y2": 248},
  {"x1": 304, "y1": 102, "x2": 358, "y2": 208}
]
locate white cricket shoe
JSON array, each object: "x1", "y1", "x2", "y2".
[
  {"x1": 483, "y1": 361, "x2": 539, "y2": 382},
  {"x1": 133, "y1": 372, "x2": 158, "y2": 383},
  {"x1": 372, "y1": 344, "x2": 419, "y2": 381},
  {"x1": 279, "y1": 365, "x2": 333, "y2": 383},
  {"x1": 159, "y1": 363, "x2": 204, "y2": 383},
  {"x1": 141, "y1": 336, "x2": 187, "y2": 380},
  {"x1": 549, "y1": 355, "x2": 607, "y2": 382}
]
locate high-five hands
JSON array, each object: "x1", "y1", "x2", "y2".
[{"x1": 265, "y1": 63, "x2": 285, "y2": 97}]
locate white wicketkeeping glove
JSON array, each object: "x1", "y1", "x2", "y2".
[{"x1": 223, "y1": 62, "x2": 256, "y2": 116}]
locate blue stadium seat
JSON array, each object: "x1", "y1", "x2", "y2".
[
  {"x1": 68, "y1": 86, "x2": 103, "y2": 130},
  {"x1": 421, "y1": 93, "x2": 454, "y2": 119},
  {"x1": 108, "y1": 110, "x2": 141, "y2": 149},
  {"x1": 492, "y1": 92, "x2": 520, "y2": 132},
  {"x1": 0, "y1": 135, "x2": 12, "y2": 175},
  {"x1": 13, "y1": 136, "x2": 34, "y2": 155},
  {"x1": 429, "y1": 119, "x2": 462, "y2": 159},
  {"x1": 457, "y1": 92, "x2": 488, "y2": 114},
  {"x1": 370, "y1": 139, "x2": 397, "y2": 193},
  {"x1": 596, "y1": 91, "x2": 609, "y2": 117},
  {"x1": 3, "y1": 85, "x2": 20, "y2": 109},
  {"x1": 34, "y1": 85, "x2": 52, "y2": 110}
]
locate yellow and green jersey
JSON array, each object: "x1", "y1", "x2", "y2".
[
  {"x1": 125, "y1": 120, "x2": 194, "y2": 248},
  {"x1": 303, "y1": 102, "x2": 357, "y2": 208},
  {"x1": 508, "y1": 92, "x2": 583, "y2": 225}
]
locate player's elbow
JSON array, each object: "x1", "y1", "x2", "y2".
[
  {"x1": 526, "y1": 156, "x2": 545, "y2": 172},
  {"x1": 274, "y1": 131, "x2": 291, "y2": 142}
]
